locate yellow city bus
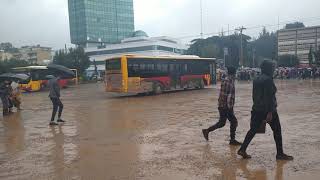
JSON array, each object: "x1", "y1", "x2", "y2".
[
  {"x1": 12, "y1": 66, "x2": 76, "y2": 92},
  {"x1": 12, "y1": 66, "x2": 48, "y2": 92},
  {"x1": 105, "y1": 55, "x2": 216, "y2": 94}
]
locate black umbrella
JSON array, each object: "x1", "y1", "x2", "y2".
[
  {"x1": 47, "y1": 64, "x2": 75, "y2": 78},
  {"x1": 0, "y1": 73, "x2": 30, "y2": 82}
]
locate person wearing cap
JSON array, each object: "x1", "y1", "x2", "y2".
[
  {"x1": 202, "y1": 66, "x2": 242, "y2": 146},
  {"x1": 238, "y1": 60, "x2": 293, "y2": 160},
  {"x1": 47, "y1": 75, "x2": 65, "y2": 126}
]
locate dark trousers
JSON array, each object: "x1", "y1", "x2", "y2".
[
  {"x1": 207, "y1": 107, "x2": 238, "y2": 140},
  {"x1": 50, "y1": 97, "x2": 63, "y2": 122},
  {"x1": 239, "y1": 111, "x2": 284, "y2": 155},
  {"x1": 1, "y1": 95, "x2": 9, "y2": 115}
]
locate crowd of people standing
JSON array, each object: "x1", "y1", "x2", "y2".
[
  {"x1": 218, "y1": 67, "x2": 320, "y2": 81},
  {"x1": 275, "y1": 67, "x2": 320, "y2": 79}
]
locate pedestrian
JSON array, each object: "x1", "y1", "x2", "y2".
[
  {"x1": 47, "y1": 75, "x2": 65, "y2": 126},
  {"x1": 10, "y1": 81, "x2": 22, "y2": 110},
  {"x1": 237, "y1": 60, "x2": 293, "y2": 160},
  {"x1": 0, "y1": 80, "x2": 11, "y2": 116},
  {"x1": 202, "y1": 66, "x2": 242, "y2": 145},
  {"x1": 6, "y1": 81, "x2": 15, "y2": 113}
]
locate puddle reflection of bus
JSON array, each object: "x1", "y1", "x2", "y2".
[
  {"x1": 105, "y1": 55, "x2": 216, "y2": 95},
  {"x1": 12, "y1": 66, "x2": 77, "y2": 92}
]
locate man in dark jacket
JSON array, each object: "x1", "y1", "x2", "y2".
[
  {"x1": 202, "y1": 66, "x2": 242, "y2": 145},
  {"x1": 0, "y1": 80, "x2": 10, "y2": 116},
  {"x1": 48, "y1": 75, "x2": 65, "y2": 126},
  {"x1": 238, "y1": 60, "x2": 293, "y2": 160}
]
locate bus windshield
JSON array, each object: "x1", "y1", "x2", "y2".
[{"x1": 106, "y1": 59, "x2": 121, "y2": 71}]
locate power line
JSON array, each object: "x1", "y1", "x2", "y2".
[{"x1": 176, "y1": 16, "x2": 320, "y2": 40}]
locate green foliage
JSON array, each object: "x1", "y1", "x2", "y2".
[
  {"x1": 0, "y1": 59, "x2": 30, "y2": 74},
  {"x1": 186, "y1": 34, "x2": 251, "y2": 68},
  {"x1": 278, "y1": 55, "x2": 300, "y2": 67},
  {"x1": 315, "y1": 46, "x2": 320, "y2": 66},
  {"x1": 53, "y1": 47, "x2": 90, "y2": 75},
  {"x1": 0, "y1": 42, "x2": 19, "y2": 53},
  {"x1": 250, "y1": 27, "x2": 277, "y2": 60},
  {"x1": 308, "y1": 47, "x2": 315, "y2": 65},
  {"x1": 186, "y1": 28, "x2": 278, "y2": 68}
]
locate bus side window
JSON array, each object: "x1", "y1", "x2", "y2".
[
  {"x1": 184, "y1": 64, "x2": 188, "y2": 73},
  {"x1": 169, "y1": 64, "x2": 175, "y2": 72},
  {"x1": 140, "y1": 64, "x2": 146, "y2": 71},
  {"x1": 133, "y1": 64, "x2": 139, "y2": 71},
  {"x1": 156, "y1": 64, "x2": 162, "y2": 72},
  {"x1": 147, "y1": 64, "x2": 154, "y2": 71},
  {"x1": 161, "y1": 64, "x2": 168, "y2": 73}
]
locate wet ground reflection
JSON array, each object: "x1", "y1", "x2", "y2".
[{"x1": 0, "y1": 80, "x2": 320, "y2": 179}]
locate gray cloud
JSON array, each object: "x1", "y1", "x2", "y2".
[{"x1": 0, "y1": 0, "x2": 319, "y2": 49}]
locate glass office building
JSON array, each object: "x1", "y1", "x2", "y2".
[{"x1": 68, "y1": 0, "x2": 135, "y2": 46}]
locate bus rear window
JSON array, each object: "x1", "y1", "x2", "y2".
[{"x1": 106, "y1": 59, "x2": 121, "y2": 70}]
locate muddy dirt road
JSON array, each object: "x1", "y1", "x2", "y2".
[{"x1": 0, "y1": 80, "x2": 320, "y2": 180}]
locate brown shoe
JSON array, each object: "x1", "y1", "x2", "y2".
[
  {"x1": 202, "y1": 129, "x2": 209, "y2": 141},
  {"x1": 238, "y1": 150, "x2": 252, "y2": 159}
]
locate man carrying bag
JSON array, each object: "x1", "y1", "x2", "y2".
[{"x1": 237, "y1": 60, "x2": 293, "y2": 160}]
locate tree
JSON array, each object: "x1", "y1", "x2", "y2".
[
  {"x1": 278, "y1": 55, "x2": 299, "y2": 67},
  {"x1": 308, "y1": 46, "x2": 316, "y2": 66},
  {"x1": 315, "y1": 46, "x2": 320, "y2": 66},
  {"x1": 0, "y1": 42, "x2": 19, "y2": 53},
  {"x1": 186, "y1": 34, "x2": 250, "y2": 68},
  {"x1": 250, "y1": 27, "x2": 277, "y2": 60},
  {"x1": 284, "y1": 22, "x2": 305, "y2": 29},
  {"x1": 53, "y1": 47, "x2": 90, "y2": 75},
  {"x1": 0, "y1": 59, "x2": 30, "y2": 74}
]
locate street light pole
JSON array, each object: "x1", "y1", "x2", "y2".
[
  {"x1": 253, "y1": 48, "x2": 256, "y2": 68},
  {"x1": 236, "y1": 26, "x2": 246, "y2": 67},
  {"x1": 200, "y1": 0, "x2": 203, "y2": 39}
]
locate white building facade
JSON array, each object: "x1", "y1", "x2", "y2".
[{"x1": 85, "y1": 35, "x2": 188, "y2": 68}]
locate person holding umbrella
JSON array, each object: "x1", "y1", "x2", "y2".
[
  {"x1": 47, "y1": 75, "x2": 65, "y2": 126},
  {"x1": 0, "y1": 81, "x2": 9, "y2": 116},
  {"x1": 46, "y1": 64, "x2": 74, "y2": 125},
  {"x1": 0, "y1": 80, "x2": 11, "y2": 116},
  {"x1": 0, "y1": 73, "x2": 29, "y2": 115}
]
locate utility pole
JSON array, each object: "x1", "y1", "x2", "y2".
[
  {"x1": 253, "y1": 48, "x2": 256, "y2": 68},
  {"x1": 200, "y1": 0, "x2": 203, "y2": 38},
  {"x1": 236, "y1": 26, "x2": 246, "y2": 67}
]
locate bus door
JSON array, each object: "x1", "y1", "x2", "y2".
[{"x1": 209, "y1": 62, "x2": 216, "y2": 84}]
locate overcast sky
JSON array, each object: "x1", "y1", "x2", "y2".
[{"x1": 0, "y1": 0, "x2": 320, "y2": 49}]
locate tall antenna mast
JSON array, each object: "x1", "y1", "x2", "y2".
[{"x1": 200, "y1": 0, "x2": 203, "y2": 38}]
